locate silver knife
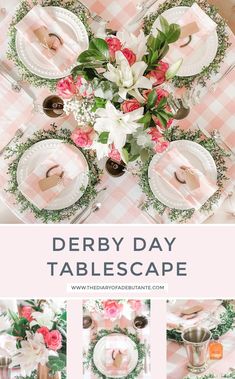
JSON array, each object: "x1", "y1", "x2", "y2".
[{"x1": 128, "y1": 0, "x2": 158, "y2": 26}]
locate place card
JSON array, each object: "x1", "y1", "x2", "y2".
[{"x1": 180, "y1": 21, "x2": 200, "y2": 39}]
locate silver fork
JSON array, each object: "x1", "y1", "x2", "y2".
[
  {"x1": 0, "y1": 64, "x2": 22, "y2": 92},
  {"x1": 208, "y1": 62, "x2": 235, "y2": 93},
  {"x1": 0, "y1": 128, "x2": 24, "y2": 155},
  {"x1": 76, "y1": 0, "x2": 104, "y2": 22},
  {"x1": 128, "y1": 0, "x2": 157, "y2": 26}
]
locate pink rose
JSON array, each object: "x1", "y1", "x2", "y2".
[
  {"x1": 75, "y1": 76, "x2": 94, "y2": 98},
  {"x1": 121, "y1": 99, "x2": 141, "y2": 113},
  {"x1": 71, "y1": 126, "x2": 95, "y2": 148},
  {"x1": 103, "y1": 300, "x2": 123, "y2": 319},
  {"x1": 147, "y1": 61, "x2": 169, "y2": 86},
  {"x1": 128, "y1": 300, "x2": 142, "y2": 312},
  {"x1": 148, "y1": 127, "x2": 162, "y2": 142},
  {"x1": 105, "y1": 37, "x2": 122, "y2": 59},
  {"x1": 108, "y1": 146, "x2": 121, "y2": 162},
  {"x1": 156, "y1": 88, "x2": 169, "y2": 101},
  {"x1": 121, "y1": 48, "x2": 136, "y2": 66},
  {"x1": 37, "y1": 327, "x2": 50, "y2": 340},
  {"x1": 154, "y1": 140, "x2": 170, "y2": 153},
  {"x1": 45, "y1": 330, "x2": 62, "y2": 351},
  {"x1": 21, "y1": 306, "x2": 33, "y2": 322},
  {"x1": 56, "y1": 76, "x2": 76, "y2": 99}
]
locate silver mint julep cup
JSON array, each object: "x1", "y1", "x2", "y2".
[{"x1": 182, "y1": 327, "x2": 211, "y2": 374}]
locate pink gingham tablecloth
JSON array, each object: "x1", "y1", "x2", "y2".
[
  {"x1": 167, "y1": 330, "x2": 235, "y2": 379},
  {"x1": 0, "y1": 0, "x2": 235, "y2": 224}
]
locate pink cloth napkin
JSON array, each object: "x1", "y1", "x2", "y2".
[
  {"x1": 154, "y1": 148, "x2": 218, "y2": 210},
  {"x1": 0, "y1": 73, "x2": 32, "y2": 151},
  {"x1": 19, "y1": 144, "x2": 85, "y2": 210},
  {"x1": 16, "y1": 5, "x2": 80, "y2": 73},
  {"x1": 166, "y1": 3, "x2": 217, "y2": 60},
  {"x1": 167, "y1": 300, "x2": 222, "y2": 330},
  {"x1": 105, "y1": 345, "x2": 129, "y2": 376}
]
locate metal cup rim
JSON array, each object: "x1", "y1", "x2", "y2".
[{"x1": 181, "y1": 326, "x2": 212, "y2": 345}]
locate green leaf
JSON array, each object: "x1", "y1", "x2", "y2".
[
  {"x1": 91, "y1": 97, "x2": 107, "y2": 112},
  {"x1": 138, "y1": 111, "x2": 152, "y2": 126},
  {"x1": 121, "y1": 148, "x2": 129, "y2": 164},
  {"x1": 156, "y1": 96, "x2": 168, "y2": 110},
  {"x1": 166, "y1": 23, "x2": 181, "y2": 44},
  {"x1": 98, "y1": 132, "x2": 109, "y2": 144},
  {"x1": 147, "y1": 90, "x2": 158, "y2": 109},
  {"x1": 140, "y1": 149, "x2": 150, "y2": 162},
  {"x1": 159, "y1": 16, "x2": 169, "y2": 34},
  {"x1": 89, "y1": 38, "x2": 110, "y2": 60}
]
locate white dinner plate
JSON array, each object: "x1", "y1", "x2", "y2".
[
  {"x1": 167, "y1": 300, "x2": 225, "y2": 331},
  {"x1": 148, "y1": 140, "x2": 217, "y2": 210},
  {"x1": 17, "y1": 139, "x2": 89, "y2": 211},
  {"x1": 151, "y1": 6, "x2": 218, "y2": 76},
  {"x1": 16, "y1": 6, "x2": 89, "y2": 79},
  {"x1": 93, "y1": 334, "x2": 138, "y2": 378}
]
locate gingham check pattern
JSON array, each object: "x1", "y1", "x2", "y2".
[
  {"x1": 0, "y1": 0, "x2": 234, "y2": 223},
  {"x1": 167, "y1": 330, "x2": 235, "y2": 379},
  {"x1": 83, "y1": 306, "x2": 150, "y2": 379},
  {"x1": 0, "y1": 73, "x2": 33, "y2": 151},
  {"x1": 16, "y1": 5, "x2": 79, "y2": 73}
]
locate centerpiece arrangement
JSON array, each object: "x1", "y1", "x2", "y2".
[
  {"x1": 0, "y1": 299, "x2": 66, "y2": 379},
  {"x1": 56, "y1": 18, "x2": 183, "y2": 164}
]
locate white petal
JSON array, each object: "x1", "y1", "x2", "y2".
[
  {"x1": 131, "y1": 61, "x2": 148, "y2": 79},
  {"x1": 134, "y1": 76, "x2": 152, "y2": 90}
]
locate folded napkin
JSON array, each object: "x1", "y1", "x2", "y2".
[
  {"x1": 105, "y1": 348, "x2": 129, "y2": 376},
  {"x1": 19, "y1": 144, "x2": 85, "y2": 210},
  {"x1": 166, "y1": 3, "x2": 217, "y2": 61},
  {"x1": 167, "y1": 300, "x2": 221, "y2": 330},
  {"x1": 154, "y1": 148, "x2": 218, "y2": 210},
  {"x1": 0, "y1": 73, "x2": 32, "y2": 151},
  {"x1": 16, "y1": 5, "x2": 80, "y2": 73}
]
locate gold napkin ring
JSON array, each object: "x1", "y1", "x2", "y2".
[{"x1": 46, "y1": 165, "x2": 64, "y2": 179}]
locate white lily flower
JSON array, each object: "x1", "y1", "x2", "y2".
[
  {"x1": 103, "y1": 51, "x2": 152, "y2": 99},
  {"x1": 30, "y1": 305, "x2": 54, "y2": 330},
  {"x1": 91, "y1": 140, "x2": 111, "y2": 160},
  {"x1": 116, "y1": 29, "x2": 148, "y2": 60},
  {"x1": 94, "y1": 101, "x2": 144, "y2": 155},
  {"x1": 10, "y1": 333, "x2": 51, "y2": 377}
]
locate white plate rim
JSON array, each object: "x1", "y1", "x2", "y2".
[
  {"x1": 16, "y1": 139, "x2": 89, "y2": 211},
  {"x1": 148, "y1": 140, "x2": 217, "y2": 210},
  {"x1": 15, "y1": 6, "x2": 89, "y2": 79},
  {"x1": 151, "y1": 6, "x2": 219, "y2": 77}
]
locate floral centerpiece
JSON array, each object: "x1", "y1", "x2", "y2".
[
  {"x1": 83, "y1": 299, "x2": 149, "y2": 320},
  {"x1": 56, "y1": 18, "x2": 182, "y2": 163},
  {"x1": 0, "y1": 300, "x2": 66, "y2": 379}
]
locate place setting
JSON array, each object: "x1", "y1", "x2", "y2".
[
  {"x1": 166, "y1": 299, "x2": 235, "y2": 379},
  {"x1": 0, "y1": 0, "x2": 234, "y2": 223},
  {"x1": 83, "y1": 299, "x2": 151, "y2": 379}
]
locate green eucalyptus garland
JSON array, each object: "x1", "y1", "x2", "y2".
[
  {"x1": 184, "y1": 371, "x2": 235, "y2": 379},
  {"x1": 4, "y1": 127, "x2": 102, "y2": 223},
  {"x1": 167, "y1": 301, "x2": 235, "y2": 343},
  {"x1": 143, "y1": 0, "x2": 231, "y2": 88},
  {"x1": 137, "y1": 126, "x2": 229, "y2": 223},
  {"x1": 84, "y1": 327, "x2": 146, "y2": 379},
  {"x1": 7, "y1": 0, "x2": 92, "y2": 91}
]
